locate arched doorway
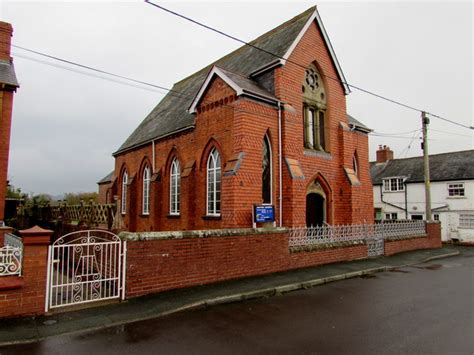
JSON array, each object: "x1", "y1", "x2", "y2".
[{"x1": 306, "y1": 193, "x2": 325, "y2": 227}]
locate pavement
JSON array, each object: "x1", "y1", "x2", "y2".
[{"x1": 0, "y1": 245, "x2": 466, "y2": 346}]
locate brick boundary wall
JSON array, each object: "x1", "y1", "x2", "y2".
[
  {"x1": 122, "y1": 222, "x2": 441, "y2": 299},
  {"x1": 384, "y1": 222, "x2": 442, "y2": 256},
  {"x1": 0, "y1": 226, "x2": 52, "y2": 318}
]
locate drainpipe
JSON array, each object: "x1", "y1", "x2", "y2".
[
  {"x1": 404, "y1": 181, "x2": 408, "y2": 219},
  {"x1": 380, "y1": 185, "x2": 405, "y2": 215},
  {"x1": 278, "y1": 101, "x2": 283, "y2": 227}
]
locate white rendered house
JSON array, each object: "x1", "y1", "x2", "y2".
[{"x1": 371, "y1": 146, "x2": 474, "y2": 243}]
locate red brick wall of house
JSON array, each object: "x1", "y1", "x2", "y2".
[
  {"x1": 113, "y1": 18, "x2": 373, "y2": 232},
  {"x1": 0, "y1": 22, "x2": 15, "y2": 223},
  {"x1": 114, "y1": 77, "x2": 238, "y2": 232},
  {"x1": 274, "y1": 20, "x2": 373, "y2": 227},
  {"x1": 98, "y1": 181, "x2": 113, "y2": 204}
]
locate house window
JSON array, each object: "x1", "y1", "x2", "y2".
[
  {"x1": 448, "y1": 183, "x2": 465, "y2": 197},
  {"x1": 385, "y1": 213, "x2": 398, "y2": 220},
  {"x1": 411, "y1": 214, "x2": 423, "y2": 220},
  {"x1": 207, "y1": 148, "x2": 221, "y2": 216},
  {"x1": 170, "y1": 158, "x2": 180, "y2": 215},
  {"x1": 433, "y1": 214, "x2": 440, "y2": 221},
  {"x1": 302, "y1": 64, "x2": 327, "y2": 152},
  {"x1": 121, "y1": 171, "x2": 128, "y2": 215},
  {"x1": 142, "y1": 166, "x2": 150, "y2": 215},
  {"x1": 383, "y1": 178, "x2": 405, "y2": 192},
  {"x1": 262, "y1": 135, "x2": 272, "y2": 204},
  {"x1": 459, "y1": 214, "x2": 474, "y2": 228}
]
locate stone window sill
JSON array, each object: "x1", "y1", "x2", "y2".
[{"x1": 303, "y1": 149, "x2": 332, "y2": 160}]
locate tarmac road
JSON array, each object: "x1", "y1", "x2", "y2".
[{"x1": 1, "y1": 250, "x2": 473, "y2": 355}]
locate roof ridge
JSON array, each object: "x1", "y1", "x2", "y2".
[
  {"x1": 173, "y1": 6, "x2": 316, "y2": 86},
  {"x1": 370, "y1": 149, "x2": 473, "y2": 164}
]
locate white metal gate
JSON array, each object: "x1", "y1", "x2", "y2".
[{"x1": 46, "y1": 230, "x2": 126, "y2": 312}]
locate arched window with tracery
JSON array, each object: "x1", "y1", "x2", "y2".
[
  {"x1": 207, "y1": 148, "x2": 221, "y2": 216},
  {"x1": 170, "y1": 158, "x2": 180, "y2": 215},
  {"x1": 121, "y1": 171, "x2": 128, "y2": 215},
  {"x1": 142, "y1": 166, "x2": 150, "y2": 215},
  {"x1": 302, "y1": 63, "x2": 327, "y2": 152},
  {"x1": 262, "y1": 135, "x2": 272, "y2": 204}
]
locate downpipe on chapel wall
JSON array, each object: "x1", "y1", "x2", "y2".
[{"x1": 278, "y1": 101, "x2": 283, "y2": 227}]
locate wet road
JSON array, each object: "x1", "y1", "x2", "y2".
[{"x1": 2, "y1": 251, "x2": 473, "y2": 355}]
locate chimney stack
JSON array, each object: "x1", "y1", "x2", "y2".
[
  {"x1": 376, "y1": 145, "x2": 394, "y2": 163},
  {"x1": 0, "y1": 22, "x2": 13, "y2": 61}
]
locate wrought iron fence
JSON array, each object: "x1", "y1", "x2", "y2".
[
  {"x1": 289, "y1": 220, "x2": 426, "y2": 248},
  {"x1": 0, "y1": 246, "x2": 22, "y2": 276},
  {"x1": 4, "y1": 233, "x2": 23, "y2": 249}
]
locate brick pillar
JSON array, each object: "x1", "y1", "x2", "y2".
[
  {"x1": 425, "y1": 221, "x2": 442, "y2": 248},
  {"x1": 18, "y1": 225, "x2": 53, "y2": 316}
]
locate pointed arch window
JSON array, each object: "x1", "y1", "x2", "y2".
[
  {"x1": 142, "y1": 166, "x2": 151, "y2": 215},
  {"x1": 352, "y1": 154, "x2": 359, "y2": 177},
  {"x1": 303, "y1": 64, "x2": 327, "y2": 152},
  {"x1": 121, "y1": 171, "x2": 128, "y2": 215},
  {"x1": 262, "y1": 135, "x2": 272, "y2": 204},
  {"x1": 170, "y1": 158, "x2": 180, "y2": 215},
  {"x1": 207, "y1": 148, "x2": 221, "y2": 216}
]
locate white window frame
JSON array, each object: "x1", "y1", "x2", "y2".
[
  {"x1": 142, "y1": 166, "x2": 150, "y2": 215},
  {"x1": 433, "y1": 214, "x2": 440, "y2": 221},
  {"x1": 262, "y1": 134, "x2": 273, "y2": 205},
  {"x1": 170, "y1": 158, "x2": 180, "y2": 215},
  {"x1": 207, "y1": 148, "x2": 221, "y2": 216},
  {"x1": 459, "y1": 214, "x2": 474, "y2": 228},
  {"x1": 383, "y1": 177, "x2": 405, "y2": 192},
  {"x1": 385, "y1": 212, "x2": 398, "y2": 220},
  {"x1": 447, "y1": 182, "x2": 465, "y2": 197},
  {"x1": 121, "y1": 171, "x2": 128, "y2": 215}
]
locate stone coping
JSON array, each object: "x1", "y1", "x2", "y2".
[{"x1": 119, "y1": 227, "x2": 288, "y2": 241}]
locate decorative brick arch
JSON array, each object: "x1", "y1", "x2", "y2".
[
  {"x1": 198, "y1": 138, "x2": 224, "y2": 171},
  {"x1": 306, "y1": 173, "x2": 333, "y2": 225}
]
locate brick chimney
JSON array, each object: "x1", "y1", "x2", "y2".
[
  {"x1": 0, "y1": 22, "x2": 19, "y2": 224},
  {"x1": 376, "y1": 145, "x2": 394, "y2": 163}
]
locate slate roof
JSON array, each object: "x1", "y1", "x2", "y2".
[
  {"x1": 0, "y1": 60, "x2": 19, "y2": 88},
  {"x1": 97, "y1": 171, "x2": 114, "y2": 184},
  {"x1": 115, "y1": 6, "x2": 326, "y2": 155},
  {"x1": 370, "y1": 150, "x2": 474, "y2": 185},
  {"x1": 347, "y1": 114, "x2": 371, "y2": 132}
]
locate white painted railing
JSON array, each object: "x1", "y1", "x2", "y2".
[
  {"x1": 289, "y1": 220, "x2": 426, "y2": 248},
  {"x1": 0, "y1": 246, "x2": 22, "y2": 276}
]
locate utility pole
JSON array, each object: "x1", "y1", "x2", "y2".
[{"x1": 421, "y1": 112, "x2": 432, "y2": 221}]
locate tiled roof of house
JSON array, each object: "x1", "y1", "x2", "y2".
[
  {"x1": 370, "y1": 150, "x2": 474, "y2": 185},
  {"x1": 97, "y1": 171, "x2": 115, "y2": 184},
  {"x1": 0, "y1": 60, "x2": 19, "y2": 87},
  {"x1": 115, "y1": 6, "x2": 345, "y2": 155}
]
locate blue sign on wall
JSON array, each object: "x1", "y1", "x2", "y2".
[{"x1": 254, "y1": 205, "x2": 275, "y2": 223}]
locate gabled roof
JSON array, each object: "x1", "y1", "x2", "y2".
[
  {"x1": 370, "y1": 150, "x2": 474, "y2": 185},
  {"x1": 0, "y1": 60, "x2": 19, "y2": 88},
  {"x1": 189, "y1": 66, "x2": 278, "y2": 113},
  {"x1": 97, "y1": 171, "x2": 114, "y2": 184},
  {"x1": 115, "y1": 6, "x2": 349, "y2": 155}
]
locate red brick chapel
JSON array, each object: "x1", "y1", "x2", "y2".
[{"x1": 102, "y1": 6, "x2": 374, "y2": 232}]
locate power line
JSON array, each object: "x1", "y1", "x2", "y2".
[{"x1": 144, "y1": 1, "x2": 473, "y2": 131}]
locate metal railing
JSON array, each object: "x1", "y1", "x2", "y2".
[
  {"x1": 0, "y1": 247, "x2": 22, "y2": 276},
  {"x1": 289, "y1": 220, "x2": 426, "y2": 248},
  {"x1": 4, "y1": 233, "x2": 23, "y2": 249}
]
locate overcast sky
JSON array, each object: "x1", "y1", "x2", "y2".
[{"x1": 1, "y1": 0, "x2": 472, "y2": 196}]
